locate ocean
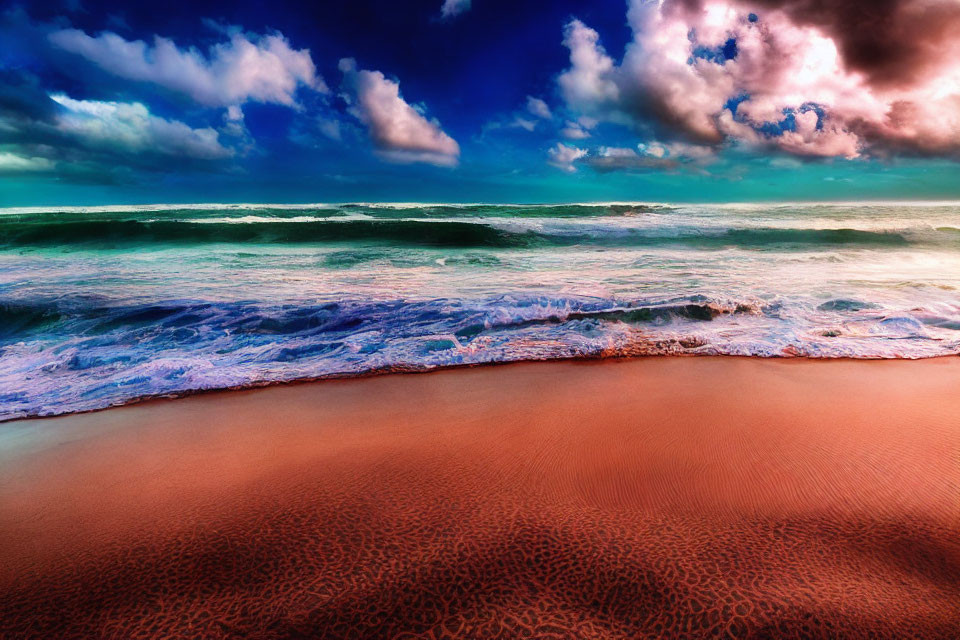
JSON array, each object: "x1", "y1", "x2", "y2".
[{"x1": 1, "y1": 201, "x2": 958, "y2": 420}]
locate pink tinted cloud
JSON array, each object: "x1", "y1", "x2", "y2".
[
  {"x1": 559, "y1": 0, "x2": 960, "y2": 159},
  {"x1": 546, "y1": 142, "x2": 588, "y2": 172},
  {"x1": 339, "y1": 58, "x2": 460, "y2": 167}
]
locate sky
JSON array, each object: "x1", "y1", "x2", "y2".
[{"x1": 1, "y1": 0, "x2": 960, "y2": 205}]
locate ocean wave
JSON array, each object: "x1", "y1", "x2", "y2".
[
  {"x1": 1, "y1": 293, "x2": 958, "y2": 421},
  {"x1": 0, "y1": 296, "x2": 755, "y2": 342},
  {"x1": 2, "y1": 202, "x2": 959, "y2": 420},
  {"x1": 3, "y1": 202, "x2": 960, "y2": 249},
  {"x1": 3, "y1": 215, "x2": 958, "y2": 249},
  {"x1": 0, "y1": 218, "x2": 530, "y2": 248}
]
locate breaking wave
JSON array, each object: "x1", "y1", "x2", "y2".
[
  {"x1": 1, "y1": 202, "x2": 959, "y2": 420},
  {"x1": 1, "y1": 292, "x2": 958, "y2": 421},
  {"x1": 3, "y1": 216, "x2": 960, "y2": 249}
]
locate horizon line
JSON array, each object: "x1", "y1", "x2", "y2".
[{"x1": 4, "y1": 199, "x2": 960, "y2": 215}]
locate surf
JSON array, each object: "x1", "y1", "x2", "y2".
[{"x1": 1, "y1": 202, "x2": 959, "y2": 420}]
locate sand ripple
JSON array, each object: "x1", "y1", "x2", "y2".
[{"x1": 1, "y1": 358, "x2": 959, "y2": 638}]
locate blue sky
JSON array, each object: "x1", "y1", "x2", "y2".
[{"x1": 1, "y1": 0, "x2": 959, "y2": 205}]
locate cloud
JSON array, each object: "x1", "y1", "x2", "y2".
[
  {"x1": 441, "y1": 0, "x2": 471, "y2": 19},
  {"x1": 225, "y1": 105, "x2": 243, "y2": 121},
  {"x1": 586, "y1": 146, "x2": 675, "y2": 172},
  {"x1": 0, "y1": 151, "x2": 54, "y2": 172},
  {"x1": 0, "y1": 69, "x2": 59, "y2": 127},
  {"x1": 557, "y1": 20, "x2": 620, "y2": 116},
  {"x1": 218, "y1": 104, "x2": 255, "y2": 154},
  {"x1": 49, "y1": 94, "x2": 233, "y2": 159},
  {"x1": 220, "y1": 105, "x2": 247, "y2": 137},
  {"x1": 770, "y1": 110, "x2": 861, "y2": 159},
  {"x1": 575, "y1": 141, "x2": 715, "y2": 173},
  {"x1": 486, "y1": 98, "x2": 552, "y2": 135},
  {"x1": 510, "y1": 116, "x2": 537, "y2": 132},
  {"x1": 0, "y1": 68, "x2": 237, "y2": 183},
  {"x1": 642, "y1": 140, "x2": 716, "y2": 162},
  {"x1": 547, "y1": 142, "x2": 587, "y2": 172},
  {"x1": 729, "y1": 0, "x2": 960, "y2": 88},
  {"x1": 338, "y1": 58, "x2": 460, "y2": 167},
  {"x1": 558, "y1": 0, "x2": 960, "y2": 159},
  {"x1": 560, "y1": 121, "x2": 591, "y2": 139},
  {"x1": 526, "y1": 96, "x2": 552, "y2": 120},
  {"x1": 48, "y1": 28, "x2": 324, "y2": 108}
]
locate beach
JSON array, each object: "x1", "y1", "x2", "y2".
[
  {"x1": 6, "y1": 0, "x2": 960, "y2": 634},
  {"x1": 1, "y1": 356, "x2": 959, "y2": 638}
]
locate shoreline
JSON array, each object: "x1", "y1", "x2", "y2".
[
  {"x1": 5, "y1": 352, "x2": 958, "y2": 425},
  {"x1": 2, "y1": 356, "x2": 960, "y2": 638}
]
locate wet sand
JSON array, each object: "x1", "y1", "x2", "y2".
[{"x1": 1, "y1": 357, "x2": 959, "y2": 638}]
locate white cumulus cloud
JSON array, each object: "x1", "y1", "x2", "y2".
[
  {"x1": 339, "y1": 58, "x2": 460, "y2": 167},
  {"x1": 48, "y1": 28, "x2": 324, "y2": 108},
  {"x1": 50, "y1": 94, "x2": 233, "y2": 159},
  {"x1": 547, "y1": 142, "x2": 588, "y2": 172},
  {"x1": 557, "y1": 20, "x2": 620, "y2": 116},
  {"x1": 560, "y1": 121, "x2": 591, "y2": 139}
]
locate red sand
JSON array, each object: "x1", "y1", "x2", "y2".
[{"x1": 1, "y1": 357, "x2": 959, "y2": 638}]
